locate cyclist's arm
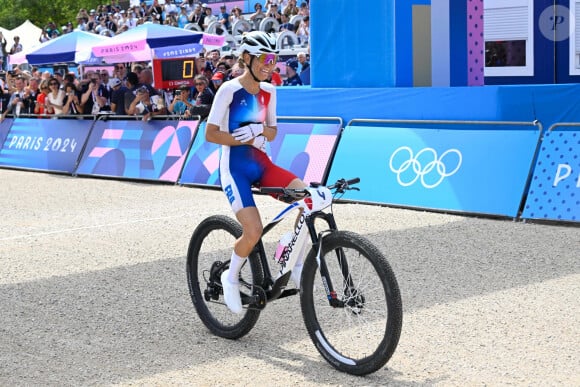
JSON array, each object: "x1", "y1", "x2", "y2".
[
  {"x1": 206, "y1": 122, "x2": 240, "y2": 145},
  {"x1": 205, "y1": 84, "x2": 238, "y2": 145},
  {"x1": 261, "y1": 82, "x2": 278, "y2": 142}
]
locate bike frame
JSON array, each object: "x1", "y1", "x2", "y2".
[{"x1": 248, "y1": 185, "x2": 351, "y2": 306}]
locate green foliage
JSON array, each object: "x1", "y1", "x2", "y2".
[{"x1": 0, "y1": 0, "x2": 102, "y2": 30}]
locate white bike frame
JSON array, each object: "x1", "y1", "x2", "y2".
[{"x1": 264, "y1": 185, "x2": 334, "y2": 279}]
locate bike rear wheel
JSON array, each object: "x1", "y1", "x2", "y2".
[
  {"x1": 187, "y1": 215, "x2": 264, "y2": 339},
  {"x1": 300, "y1": 230, "x2": 402, "y2": 375}
]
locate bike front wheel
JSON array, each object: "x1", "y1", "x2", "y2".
[
  {"x1": 300, "y1": 230, "x2": 402, "y2": 376},
  {"x1": 187, "y1": 215, "x2": 264, "y2": 339}
]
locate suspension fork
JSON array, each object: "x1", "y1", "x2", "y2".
[{"x1": 307, "y1": 212, "x2": 353, "y2": 307}]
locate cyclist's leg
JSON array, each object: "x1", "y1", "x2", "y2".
[
  {"x1": 234, "y1": 207, "x2": 263, "y2": 258},
  {"x1": 260, "y1": 161, "x2": 308, "y2": 284},
  {"x1": 220, "y1": 206, "x2": 264, "y2": 314},
  {"x1": 219, "y1": 155, "x2": 264, "y2": 313}
]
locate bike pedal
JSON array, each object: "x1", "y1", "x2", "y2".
[{"x1": 241, "y1": 285, "x2": 267, "y2": 310}]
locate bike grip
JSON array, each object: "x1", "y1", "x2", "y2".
[{"x1": 347, "y1": 177, "x2": 360, "y2": 185}]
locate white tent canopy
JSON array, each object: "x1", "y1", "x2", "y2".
[{"x1": 0, "y1": 20, "x2": 43, "y2": 56}]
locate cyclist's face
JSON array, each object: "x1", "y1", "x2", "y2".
[{"x1": 247, "y1": 53, "x2": 277, "y2": 81}]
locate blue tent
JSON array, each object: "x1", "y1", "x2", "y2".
[
  {"x1": 25, "y1": 31, "x2": 110, "y2": 65},
  {"x1": 90, "y1": 23, "x2": 204, "y2": 63}
]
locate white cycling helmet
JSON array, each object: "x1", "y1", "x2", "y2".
[{"x1": 238, "y1": 31, "x2": 279, "y2": 55}]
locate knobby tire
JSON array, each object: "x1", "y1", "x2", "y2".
[
  {"x1": 187, "y1": 215, "x2": 264, "y2": 339},
  {"x1": 300, "y1": 230, "x2": 403, "y2": 375}
]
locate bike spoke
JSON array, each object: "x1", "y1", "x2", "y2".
[
  {"x1": 301, "y1": 231, "x2": 402, "y2": 375},
  {"x1": 187, "y1": 215, "x2": 264, "y2": 339},
  {"x1": 315, "y1": 246, "x2": 389, "y2": 358}
]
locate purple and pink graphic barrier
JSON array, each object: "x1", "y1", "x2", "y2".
[
  {"x1": 179, "y1": 119, "x2": 342, "y2": 187},
  {"x1": 75, "y1": 119, "x2": 199, "y2": 182},
  {"x1": 0, "y1": 118, "x2": 91, "y2": 173}
]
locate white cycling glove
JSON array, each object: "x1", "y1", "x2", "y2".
[
  {"x1": 252, "y1": 135, "x2": 268, "y2": 152},
  {"x1": 232, "y1": 123, "x2": 264, "y2": 143}
]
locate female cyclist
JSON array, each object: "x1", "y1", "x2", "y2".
[{"x1": 205, "y1": 31, "x2": 305, "y2": 314}]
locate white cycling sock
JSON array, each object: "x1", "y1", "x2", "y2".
[{"x1": 228, "y1": 251, "x2": 246, "y2": 283}]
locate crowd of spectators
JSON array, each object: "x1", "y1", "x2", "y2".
[
  {"x1": 0, "y1": 1, "x2": 311, "y2": 121},
  {"x1": 62, "y1": 0, "x2": 310, "y2": 42}
]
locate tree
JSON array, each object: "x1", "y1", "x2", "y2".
[{"x1": 0, "y1": 0, "x2": 101, "y2": 31}]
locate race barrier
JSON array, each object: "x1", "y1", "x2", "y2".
[
  {"x1": 0, "y1": 116, "x2": 93, "y2": 174},
  {"x1": 0, "y1": 114, "x2": 577, "y2": 224},
  {"x1": 521, "y1": 123, "x2": 580, "y2": 223},
  {"x1": 179, "y1": 116, "x2": 343, "y2": 187},
  {"x1": 326, "y1": 119, "x2": 542, "y2": 218},
  {"x1": 75, "y1": 116, "x2": 199, "y2": 183},
  {"x1": 0, "y1": 118, "x2": 13, "y2": 151}
]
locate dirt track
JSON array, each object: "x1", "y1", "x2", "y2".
[{"x1": 0, "y1": 169, "x2": 578, "y2": 386}]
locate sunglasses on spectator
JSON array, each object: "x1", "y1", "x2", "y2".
[
  {"x1": 49, "y1": 82, "x2": 58, "y2": 86},
  {"x1": 254, "y1": 53, "x2": 277, "y2": 65},
  {"x1": 195, "y1": 82, "x2": 205, "y2": 86},
  {"x1": 114, "y1": 65, "x2": 124, "y2": 69}
]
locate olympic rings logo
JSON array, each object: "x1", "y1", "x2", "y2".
[{"x1": 388, "y1": 147, "x2": 462, "y2": 189}]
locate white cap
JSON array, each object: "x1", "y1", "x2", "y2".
[{"x1": 109, "y1": 78, "x2": 122, "y2": 87}]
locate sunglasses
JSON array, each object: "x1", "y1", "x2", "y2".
[
  {"x1": 49, "y1": 82, "x2": 58, "y2": 86},
  {"x1": 254, "y1": 53, "x2": 277, "y2": 65},
  {"x1": 114, "y1": 65, "x2": 124, "y2": 69},
  {"x1": 195, "y1": 82, "x2": 205, "y2": 86}
]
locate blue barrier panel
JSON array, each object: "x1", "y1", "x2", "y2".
[
  {"x1": 521, "y1": 125, "x2": 580, "y2": 223},
  {"x1": 179, "y1": 118, "x2": 342, "y2": 187},
  {"x1": 0, "y1": 118, "x2": 12, "y2": 151},
  {"x1": 326, "y1": 121, "x2": 541, "y2": 217},
  {"x1": 75, "y1": 119, "x2": 198, "y2": 182},
  {"x1": 0, "y1": 118, "x2": 91, "y2": 173}
]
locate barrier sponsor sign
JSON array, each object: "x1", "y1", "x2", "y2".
[
  {"x1": 75, "y1": 119, "x2": 198, "y2": 182},
  {"x1": 179, "y1": 120, "x2": 342, "y2": 186},
  {"x1": 522, "y1": 126, "x2": 580, "y2": 222},
  {"x1": 0, "y1": 118, "x2": 91, "y2": 173},
  {"x1": 326, "y1": 123, "x2": 540, "y2": 217},
  {"x1": 153, "y1": 43, "x2": 203, "y2": 59},
  {"x1": 0, "y1": 118, "x2": 12, "y2": 151}
]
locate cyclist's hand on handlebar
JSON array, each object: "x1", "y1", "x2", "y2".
[
  {"x1": 232, "y1": 123, "x2": 264, "y2": 143},
  {"x1": 252, "y1": 135, "x2": 267, "y2": 152}
]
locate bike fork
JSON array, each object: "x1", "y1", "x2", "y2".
[{"x1": 308, "y1": 213, "x2": 351, "y2": 308}]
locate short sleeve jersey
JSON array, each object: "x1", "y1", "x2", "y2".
[{"x1": 207, "y1": 78, "x2": 277, "y2": 134}]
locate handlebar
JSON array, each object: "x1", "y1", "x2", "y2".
[
  {"x1": 259, "y1": 177, "x2": 360, "y2": 198},
  {"x1": 327, "y1": 177, "x2": 360, "y2": 192}
]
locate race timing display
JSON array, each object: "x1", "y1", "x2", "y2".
[{"x1": 152, "y1": 58, "x2": 197, "y2": 89}]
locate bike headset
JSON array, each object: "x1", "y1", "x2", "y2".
[{"x1": 237, "y1": 31, "x2": 279, "y2": 83}]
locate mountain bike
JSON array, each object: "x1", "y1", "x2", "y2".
[{"x1": 186, "y1": 178, "x2": 402, "y2": 376}]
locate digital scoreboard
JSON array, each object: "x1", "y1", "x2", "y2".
[{"x1": 152, "y1": 58, "x2": 197, "y2": 89}]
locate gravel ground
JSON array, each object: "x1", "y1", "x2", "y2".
[{"x1": 0, "y1": 168, "x2": 578, "y2": 386}]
